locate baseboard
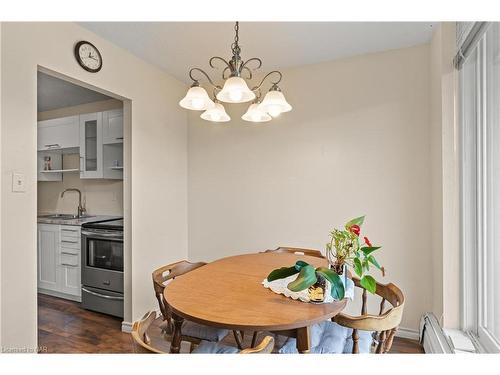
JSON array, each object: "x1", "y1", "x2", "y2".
[
  {"x1": 395, "y1": 327, "x2": 420, "y2": 341},
  {"x1": 38, "y1": 288, "x2": 82, "y2": 303},
  {"x1": 121, "y1": 321, "x2": 132, "y2": 333}
]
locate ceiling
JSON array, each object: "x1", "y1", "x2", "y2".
[
  {"x1": 37, "y1": 72, "x2": 113, "y2": 112},
  {"x1": 80, "y1": 22, "x2": 436, "y2": 84}
]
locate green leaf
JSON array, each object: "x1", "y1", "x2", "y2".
[
  {"x1": 360, "y1": 246, "x2": 381, "y2": 256},
  {"x1": 345, "y1": 215, "x2": 365, "y2": 228},
  {"x1": 267, "y1": 266, "x2": 299, "y2": 282},
  {"x1": 294, "y1": 260, "x2": 309, "y2": 271},
  {"x1": 287, "y1": 265, "x2": 317, "y2": 292},
  {"x1": 367, "y1": 255, "x2": 381, "y2": 270},
  {"x1": 316, "y1": 267, "x2": 345, "y2": 300},
  {"x1": 360, "y1": 275, "x2": 377, "y2": 294},
  {"x1": 363, "y1": 259, "x2": 370, "y2": 271},
  {"x1": 353, "y1": 258, "x2": 363, "y2": 277}
]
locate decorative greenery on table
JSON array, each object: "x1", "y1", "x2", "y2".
[
  {"x1": 267, "y1": 260, "x2": 346, "y2": 300},
  {"x1": 326, "y1": 215, "x2": 385, "y2": 294},
  {"x1": 265, "y1": 215, "x2": 385, "y2": 302}
]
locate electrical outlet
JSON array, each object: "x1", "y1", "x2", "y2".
[{"x1": 12, "y1": 172, "x2": 26, "y2": 192}]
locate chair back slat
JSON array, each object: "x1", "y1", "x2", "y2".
[
  {"x1": 361, "y1": 289, "x2": 367, "y2": 315},
  {"x1": 264, "y1": 247, "x2": 324, "y2": 258},
  {"x1": 333, "y1": 276, "x2": 405, "y2": 354},
  {"x1": 240, "y1": 336, "x2": 275, "y2": 354},
  {"x1": 379, "y1": 298, "x2": 386, "y2": 315}
]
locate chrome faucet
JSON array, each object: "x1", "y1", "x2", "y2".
[{"x1": 61, "y1": 188, "x2": 86, "y2": 218}]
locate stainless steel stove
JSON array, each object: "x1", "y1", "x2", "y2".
[{"x1": 81, "y1": 219, "x2": 123, "y2": 318}]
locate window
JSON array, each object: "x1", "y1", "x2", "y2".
[{"x1": 460, "y1": 22, "x2": 500, "y2": 353}]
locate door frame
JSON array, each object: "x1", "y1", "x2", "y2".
[{"x1": 36, "y1": 66, "x2": 133, "y2": 327}]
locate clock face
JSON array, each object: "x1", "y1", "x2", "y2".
[{"x1": 74, "y1": 41, "x2": 102, "y2": 72}]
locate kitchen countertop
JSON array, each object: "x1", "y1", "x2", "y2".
[{"x1": 37, "y1": 214, "x2": 122, "y2": 226}]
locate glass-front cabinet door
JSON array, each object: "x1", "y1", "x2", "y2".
[{"x1": 79, "y1": 112, "x2": 103, "y2": 179}]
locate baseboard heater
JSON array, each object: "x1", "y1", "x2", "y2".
[{"x1": 419, "y1": 313, "x2": 476, "y2": 353}]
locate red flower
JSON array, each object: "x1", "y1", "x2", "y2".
[
  {"x1": 349, "y1": 224, "x2": 360, "y2": 236},
  {"x1": 364, "y1": 236, "x2": 372, "y2": 247}
]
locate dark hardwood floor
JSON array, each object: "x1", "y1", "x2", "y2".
[{"x1": 38, "y1": 293, "x2": 424, "y2": 354}]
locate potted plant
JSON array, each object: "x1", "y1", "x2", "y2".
[{"x1": 325, "y1": 215, "x2": 385, "y2": 294}]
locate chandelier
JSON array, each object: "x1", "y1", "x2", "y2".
[{"x1": 179, "y1": 22, "x2": 292, "y2": 123}]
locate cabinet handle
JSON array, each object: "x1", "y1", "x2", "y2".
[
  {"x1": 61, "y1": 240, "x2": 78, "y2": 244},
  {"x1": 61, "y1": 262, "x2": 77, "y2": 267},
  {"x1": 45, "y1": 143, "x2": 61, "y2": 149},
  {"x1": 116, "y1": 137, "x2": 123, "y2": 140},
  {"x1": 79, "y1": 156, "x2": 85, "y2": 172},
  {"x1": 61, "y1": 251, "x2": 78, "y2": 255},
  {"x1": 82, "y1": 287, "x2": 123, "y2": 300}
]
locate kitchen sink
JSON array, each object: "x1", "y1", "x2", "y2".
[{"x1": 40, "y1": 214, "x2": 95, "y2": 220}]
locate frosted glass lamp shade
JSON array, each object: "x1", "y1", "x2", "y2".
[
  {"x1": 200, "y1": 103, "x2": 230, "y2": 122},
  {"x1": 242, "y1": 104, "x2": 272, "y2": 123},
  {"x1": 259, "y1": 89, "x2": 292, "y2": 117},
  {"x1": 216, "y1": 76, "x2": 256, "y2": 103},
  {"x1": 179, "y1": 86, "x2": 215, "y2": 111}
]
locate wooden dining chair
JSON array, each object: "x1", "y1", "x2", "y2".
[
  {"x1": 333, "y1": 277, "x2": 405, "y2": 354},
  {"x1": 131, "y1": 311, "x2": 166, "y2": 353},
  {"x1": 278, "y1": 278, "x2": 404, "y2": 354},
  {"x1": 131, "y1": 311, "x2": 275, "y2": 354},
  {"x1": 264, "y1": 246, "x2": 325, "y2": 258},
  {"x1": 153, "y1": 260, "x2": 242, "y2": 348}
]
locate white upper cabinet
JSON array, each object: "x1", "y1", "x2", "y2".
[
  {"x1": 79, "y1": 112, "x2": 103, "y2": 179},
  {"x1": 102, "y1": 109, "x2": 123, "y2": 144},
  {"x1": 37, "y1": 115, "x2": 79, "y2": 151}
]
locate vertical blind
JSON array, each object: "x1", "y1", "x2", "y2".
[{"x1": 454, "y1": 22, "x2": 490, "y2": 70}]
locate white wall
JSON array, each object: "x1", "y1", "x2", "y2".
[
  {"x1": 428, "y1": 23, "x2": 460, "y2": 329},
  {"x1": 0, "y1": 22, "x2": 188, "y2": 349},
  {"x1": 188, "y1": 44, "x2": 433, "y2": 331}
]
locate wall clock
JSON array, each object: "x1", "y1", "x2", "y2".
[{"x1": 74, "y1": 41, "x2": 102, "y2": 73}]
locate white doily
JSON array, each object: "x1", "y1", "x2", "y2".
[{"x1": 262, "y1": 273, "x2": 354, "y2": 303}]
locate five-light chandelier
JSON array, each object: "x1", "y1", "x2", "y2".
[{"x1": 179, "y1": 22, "x2": 292, "y2": 123}]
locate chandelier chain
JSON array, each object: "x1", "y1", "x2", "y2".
[{"x1": 231, "y1": 21, "x2": 241, "y2": 57}]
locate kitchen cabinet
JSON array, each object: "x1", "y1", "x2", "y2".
[
  {"x1": 37, "y1": 224, "x2": 60, "y2": 291},
  {"x1": 79, "y1": 112, "x2": 103, "y2": 179},
  {"x1": 37, "y1": 115, "x2": 79, "y2": 151},
  {"x1": 37, "y1": 224, "x2": 81, "y2": 301},
  {"x1": 37, "y1": 110, "x2": 123, "y2": 181},
  {"x1": 102, "y1": 109, "x2": 123, "y2": 144}
]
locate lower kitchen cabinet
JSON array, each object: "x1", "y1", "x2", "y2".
[
  {"x1": 37, "y1": 224, "x2": 59, "y2": 291},
  {"x1": 37, "y1": 224, "x2": 82, "y2": 301}
]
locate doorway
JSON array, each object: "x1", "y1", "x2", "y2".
[{"x1": 36, "y1": 67, "x2": 132, "y2": 351}]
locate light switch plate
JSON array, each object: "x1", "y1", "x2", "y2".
[{"x1": 12, "y1": 172, "x2": 26, "y2": 192}]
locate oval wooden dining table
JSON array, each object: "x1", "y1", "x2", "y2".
[{"x1": 163, "y1": 252, "x2": 349, "y2": 353}]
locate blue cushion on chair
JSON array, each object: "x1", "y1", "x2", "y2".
[
  {"x1": 192, "y1": 340, "x2": 239, "y2": 354},
  {"x1": 278, "y1": 321, "x2": 373, "y2": 354},
  {"x1": 181, "y1": 321, "x2": 229, "y2": 342}
]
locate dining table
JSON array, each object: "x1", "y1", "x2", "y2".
[{"x1": 163, "y1": 252, "x2": 349, "y2": 353}]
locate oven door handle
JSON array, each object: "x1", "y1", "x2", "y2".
[
  {"x1": 82, "y1": 287, "x2": 124, "y2": 300},
  {"x1": 82, "y1": 230, "x2": 123, "y2": 240}
]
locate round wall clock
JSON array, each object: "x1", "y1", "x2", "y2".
[{"x1": 74, "y1": 41, "x2": 103, "y2": 73}]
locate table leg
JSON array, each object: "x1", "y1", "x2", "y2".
[
  {"x1": 296, "y1": 326, "x2": 311, "y2": 353},
  {"x1": 170, "y1": 313, "x2": 184, "y2": 353}
]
